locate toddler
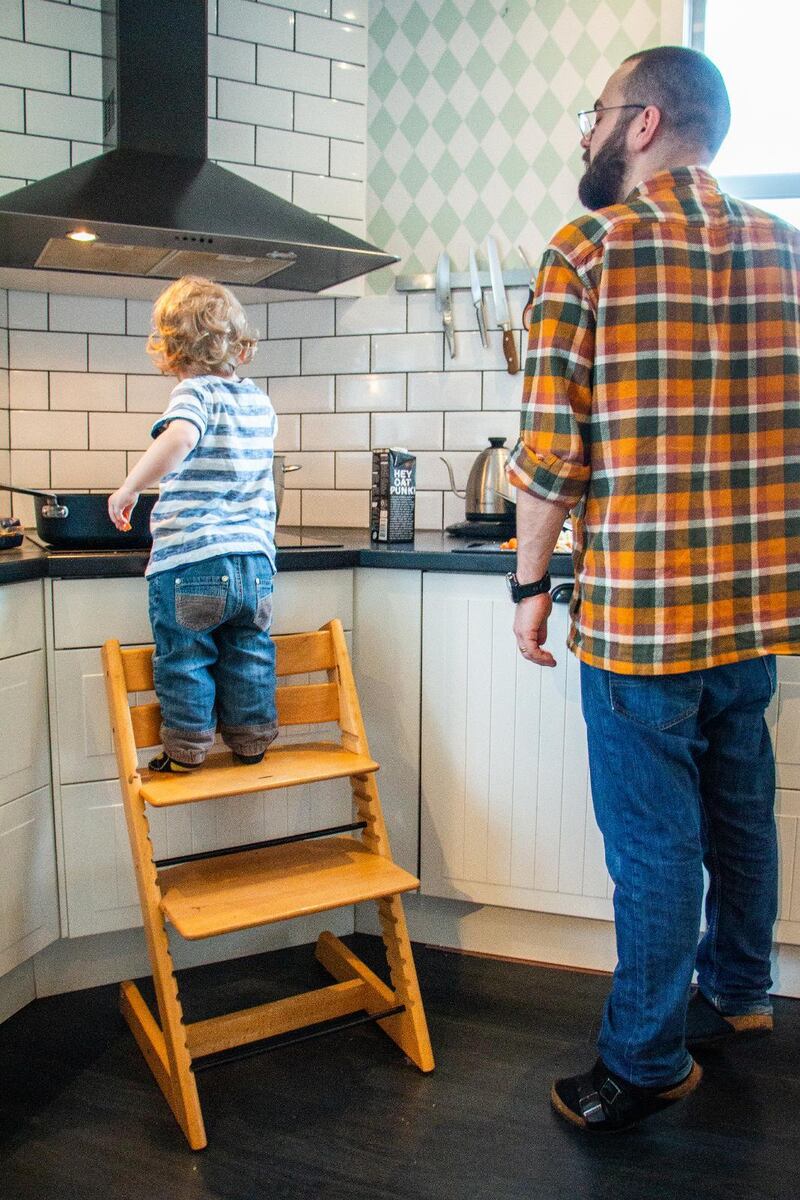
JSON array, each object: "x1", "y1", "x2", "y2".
[{"x1": 109, "y1": 276, "x2": 279, "y2": 773}]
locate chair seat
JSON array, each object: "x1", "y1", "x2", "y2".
[
  {"x1": 139, "y1": 741, "x2": 379, "y2": 807},
  {"x1": 159, "y1": 835, "x2": 420, "y2": 939}
]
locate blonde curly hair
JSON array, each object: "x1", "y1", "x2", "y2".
[{"x1": 147, "y1": 276, "x2": 258, "y2": 375}]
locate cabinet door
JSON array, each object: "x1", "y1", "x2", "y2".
[
  {"x1": 420, "y1": 573, "x2": 612, "y2": 920},
  {"x1": 272, "y1": 569, "x2": 353, "y2": 633},
  {"x1": 0, "y1": 786, "x2": 59, "y2": 975},
  {"x1": 0, "y1": 580, "x2": 45, "y2": 657},
  {"x1": 52, "y1": 577, "x2": 151, "y2": 649},
  {"x1": 0, "y1": 650, "x2": 50, "y2": 806},
  {"x1": 776, "y1": 788, "x2": 800, "y2": 945},
  {"x1": 54, "y1": 647, "x2": 154, "y2": 784},
  {"x1": 769, "y1": 656, "x2": 800, "y2": 791}
]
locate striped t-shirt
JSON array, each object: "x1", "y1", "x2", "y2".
[{"x1": 146, "y1": 373, "x2": 277, "y2": 577}]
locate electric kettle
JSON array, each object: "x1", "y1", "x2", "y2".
[{"x1": 441, "y1": 437, "x2": 516, "y2": 522}]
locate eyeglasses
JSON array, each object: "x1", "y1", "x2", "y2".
[{"x1": 577, "y1": 104, "x2": 646, "y2": 138}]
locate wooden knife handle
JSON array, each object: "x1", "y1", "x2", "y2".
[{"x1": 502, "y1": 328, "x2": 519, "y2": 375}]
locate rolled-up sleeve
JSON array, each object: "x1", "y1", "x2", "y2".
[{"x1": 506, "y1": 248, "x2": 594, "y2": 509}]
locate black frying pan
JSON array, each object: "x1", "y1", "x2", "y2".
[{"x1": 0, "y1": 484, "x2": 157, "y2": 549}]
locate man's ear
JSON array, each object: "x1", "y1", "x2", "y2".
[{"x1": 630, "y1": 104, "x2": 662, "y2": 151}]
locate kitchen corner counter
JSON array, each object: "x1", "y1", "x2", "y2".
[
  {"x1": 0, "y1": 541, "x2": 51, "y2": 585},
  {"x1": 0, "y1": 530, "x2": 573, "y2": 585}
]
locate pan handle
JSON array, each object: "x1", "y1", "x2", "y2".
[{"x1": 0, "y1": 482, "x2": 69, "y2": 518}]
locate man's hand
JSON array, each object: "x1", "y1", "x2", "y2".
[{"x1": 513, "y1": 591, "x2": 556, "y2": 667}]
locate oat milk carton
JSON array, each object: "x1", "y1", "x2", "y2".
[{"x1": 370, "y1": 447, "x2": 416, "y2": 542}]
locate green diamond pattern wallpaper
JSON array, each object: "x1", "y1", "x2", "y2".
[{"x1": 367, "y1": 0, "x2": 665, "y2": 290}]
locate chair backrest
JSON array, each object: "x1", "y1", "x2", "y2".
[{"x1": 116, "y1": 627, "x2": 343, "y2": 750}]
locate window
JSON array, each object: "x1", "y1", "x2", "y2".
[{"x1": 690, "y1": 0, "x2": 800, "y2": 226}]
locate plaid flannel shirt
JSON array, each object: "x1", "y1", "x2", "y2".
[{"x1": 507, "y1": 167, "x2": 800, "y2": 674}]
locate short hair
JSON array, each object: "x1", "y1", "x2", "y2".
[
  {"x1": 147, "y1": 276, "x2": 258, "y2": 375},
  {"x1": 623, "y1": 46, "x2": 731, "y2": 158}
]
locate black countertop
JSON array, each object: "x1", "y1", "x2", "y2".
[{"x1": 0, "y1": 529, "x2": 573, "y2": 586}]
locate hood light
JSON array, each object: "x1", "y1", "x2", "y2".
[{"x1": 66, "y1": 228, "x2": 97, "y2": 243}]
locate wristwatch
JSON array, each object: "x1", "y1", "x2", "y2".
[{"x1": 506, "y1": 571, "x2": 551, "y2": 603}]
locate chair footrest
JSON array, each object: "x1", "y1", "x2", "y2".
[
  {"x1": 159, "y1": 835, "x2": 420, "y2": 939},
  {"x1": 139, "y1": 742, "x2": 379, "y2": 807}
]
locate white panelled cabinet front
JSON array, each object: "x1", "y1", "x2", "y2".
[
  {"x1": 52, "y1": 572, "x2": 355, "y2": 938},
  {"x1": 0, "y1": 581, "x2": 59, "y2": 976},
  {"x1": 0, "y1": 787, "x2": 60, "y2": 975},
  {"x1": 420, "y1": 573, "x2": 613, "y2": 920},
  {"x1": 769, "y1": 656, "x2": 800, "y2": 943}
]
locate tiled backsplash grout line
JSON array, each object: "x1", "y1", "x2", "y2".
[{"x1": 0, "y1": 284, "x2": 527, "y2": 527}]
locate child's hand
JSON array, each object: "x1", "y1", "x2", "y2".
[{"x1": 108, "y1": 487, "x2": 139, "y2": 532}]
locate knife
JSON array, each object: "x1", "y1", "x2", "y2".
[
  {"x1": 486, "y1": 236, "x2": 520, "y2": 374},
  {"x1": 518, "y1": 244, "x2": 536, "y2": 331},
  {"x1": 469, "y1": 248, "x2": 488, "y2": 347},
  {"x1": 435, "y1": 251, "x2": 456, "y2": 359}
]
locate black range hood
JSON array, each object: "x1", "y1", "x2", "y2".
[{"x1": 0, "y1": 0, "x2": 397, "y2": 292}]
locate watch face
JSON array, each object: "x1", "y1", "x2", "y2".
[{"x1": 505, "y1": 572, "x2": 517, "y2": 601}]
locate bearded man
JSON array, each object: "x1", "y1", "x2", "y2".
[{"x1": 506, "y1": 46, "x2": 800, "y2": 1131}]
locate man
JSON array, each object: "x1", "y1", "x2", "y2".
[{"x1": 506, "y1": 45, "x2": 800, "y2": 1133}]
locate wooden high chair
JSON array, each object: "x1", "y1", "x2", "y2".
[{"x1": 102, "y1": 619, "x2": 433, "y2": 1150}]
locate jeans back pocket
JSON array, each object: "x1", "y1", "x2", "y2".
[
  {"x1": 253, "y1": 575, "x2": 273, "y2": 632},
  {"x1": 175, "y1": 573, "x2": 229, "y2": 631},
  {"x1": 609, "y1": 673, "x2": 702, "y2": 732}
]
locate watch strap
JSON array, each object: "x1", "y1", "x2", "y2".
[{"x1": 508, "y1": 570, "x2": 551, "y2": 602}]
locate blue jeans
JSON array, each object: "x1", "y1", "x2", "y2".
[
  {"x1": 148, "y1": 553, "x2": 278, "y2": 764},
  {"x1": 580, "y1": 655, "x2": 778, "y2": 1087}
]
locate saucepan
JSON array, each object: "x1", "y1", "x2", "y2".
[
  {"x1": 0, "y1": 483, "x2": 157, "y2": 549},
  {"x1": 0, "y1": 457, "x2": 301, "y2": 549},
  {"x1": 273, "y1": 456, "x2": 301, "y2": 518}
]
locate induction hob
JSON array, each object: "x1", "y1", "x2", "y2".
[{"x1": 26, "y1": 531, "x2": 345, "y2": 553}]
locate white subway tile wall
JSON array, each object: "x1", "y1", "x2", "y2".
[
  {"x1": 0, "y1": 287, "x2": 7, "y2": 489},
  {"x1": 0, "y1": 4, "x2": 536, "y2": 528},
  {"x1": 0, "y1": 0, "x2": 367, "y2": 242},
  {"x1": 0, "y1": 285, "x2": 527, "y2": 526}
]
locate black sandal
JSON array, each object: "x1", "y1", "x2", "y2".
[
  {"x1": 685, "y1": 990, "x2": 773, "y2": 1049},
  {"x1": 550, "y1": 1057, "x2": 702, "y2": 1132}
]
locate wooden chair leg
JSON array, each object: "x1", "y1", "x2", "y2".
[
  {"x1": 376, "y1": 895, "x2": 435, "y2": 1072},
  {"x1": 344, "y1": 771, "x2": 434, "y2": 1071},
  {"x1": 144, "y1": 920, "x2": 206, "y2": 1150},
  {"x1": 125, "y1": 795, "x2": 206, "y2": 1149}
]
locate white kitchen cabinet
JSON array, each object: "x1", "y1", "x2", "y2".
[
  {"x1": 352, "y1": 568, "x2": 422, "y2": 877},
  {"x1": 0, "y1": 579, "x2": 45, "y2": 657},
  {"x1": 51, "y1": 571, "x2": 355, "y2": 937},
  {"x1": 420, "y1": 572, "x2": 613, "y2": 921},
  {"x1": 52, "y1": 577, "x2": 150, "y2": 649},
  {"x1": 770, "y1": 655, "x2": 800, "y2": 792},
  {"x1": 53, "y1": 647, "x2": 154, "y2": 784},
  {"x1": 0, "y1": 786, "x2": 60, "y2": 976},
  {"x1": 0, "y1": 649, "x2": 50, "y2": 806},
  {"x1": 770, "y1": 657, "x2": 800, "y2": 942},
  {"x1": 0, "y1": 580, "x2": 59, "y2": 977},
  {"x1": 420, "y1": 573, "x2": 800, "y2": 943}
]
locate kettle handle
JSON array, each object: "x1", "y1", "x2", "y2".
[{"x1": 439, "y1": 457, "x2": 466, "y2": 499}]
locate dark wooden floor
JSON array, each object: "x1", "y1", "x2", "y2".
[{"x1": 1, "y1": 934, "x2": 799, "y2": 1200}]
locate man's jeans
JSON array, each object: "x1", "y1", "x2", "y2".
[
  {"x1": 580, "y1": 655, "x2": 778, "y2": 1088},
  {"x1": 148, "y1": 553, "x2": 278, "y2": 764}
]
